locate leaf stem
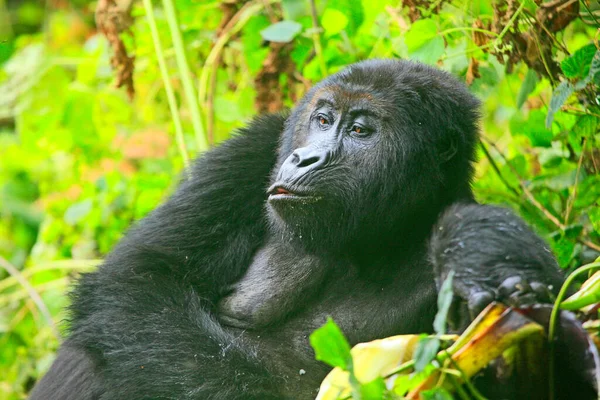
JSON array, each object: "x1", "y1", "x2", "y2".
[
  {"x1": 143, "y1": 0, "x2": 190, "y2": 168},
  {"x1": 161, "y1": 0, "x2": 208, "y2": 153},
  {"x1": 309, "y1": 0, "x2": 327, "y2": 77}
]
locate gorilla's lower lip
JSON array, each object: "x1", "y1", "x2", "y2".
[{"x1": 267, "y1": 184, "x2": 306, "y2": 197}]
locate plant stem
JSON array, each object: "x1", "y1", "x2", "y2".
[
  {"x1": 143, "y1": 0, "x2": 190, "y2": 168},
  {"x1": 548, "y1": 260, "x2": 600, "y2": 400},
  {"x1": 439, "y1": 26, "x2": 499, "y2": 37},
  {"x1": 309, "y1": 0, "x2": 327, "y2": 77},
  {"x1": 161, "y1": 0, "x2": 208, "y2": 152},
  {"x1": 198, "y1": 1, "x2": 265, "y2": 118},
  {"x1": 0, "y1": 256, "x2": 59, "y2": 340}
]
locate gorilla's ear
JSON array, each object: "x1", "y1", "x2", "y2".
[{"x1": 439, "y1": 137, "x2": 458, "y2": 162}]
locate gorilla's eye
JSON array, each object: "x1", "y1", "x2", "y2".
[
  {"x1": 317, "y1": 114, "x2": 330, "y2": 129},
  {"x1": 350, "y1": 124, "x2": 368, "y2": 136}
]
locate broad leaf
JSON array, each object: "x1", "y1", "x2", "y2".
[
  {"x1": 414, "y1": 336, "x2": 440, "y2": 372},
  {"x1": 360, "y1": 377, "x2": 386, "y2": 399},
  {"x1": 573, "y1": 115, "x2": 599, "y2": 138},
  {"x1": 310, "y1": 318, "x2": 353, "y2": 370},
  {"x1": 433, "y1": 270, "x2": 454, "y2": 335},
  {"x1": 546, "y1": 80, "x2": 574, "y2": 128},
  {"x1": 64, "y1": 199, "x2": 93, "y2": 225},
  {"x1": 516, "y1": 69, "x2": 538, "y2": 109},
  {"x1": 561, "y1": 44, "x2": 597, "y2": 79},
  {"x1": 405, "y1": 19, "x2": 445, "y2": 65},
  {"x1": 321, "y1": 9, "x2": 348, "y2": 36},
  {"x1": 260, "y1": 20, "x2": 302, "y2": 43}
]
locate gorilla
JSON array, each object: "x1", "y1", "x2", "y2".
[{"x1": 30, "y1": 59, "x2": 564, "y2": 400}]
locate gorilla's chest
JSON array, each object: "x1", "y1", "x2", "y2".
[{"x1": 237, "y1": 265, "x2": 437, "y2": 399}]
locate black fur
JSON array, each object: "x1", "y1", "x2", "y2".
[{"x1": 29, "y1": 60, "x2": 563, "y2": 400}]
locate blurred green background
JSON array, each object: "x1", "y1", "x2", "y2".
[{"x1": 0, "y1": 0, "x2": 599, "y2": 398}]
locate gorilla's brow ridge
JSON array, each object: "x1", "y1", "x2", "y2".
[{"x1": 308, "y1": 85, "x2": 383, "y2": 116}]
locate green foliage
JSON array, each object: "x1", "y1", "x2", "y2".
[
  {"x1": 310, "y1": 317, "x2": 353, "y2": 370},
  {"x1": 1, "y1": 0, "x2": 599, "y2": 398},
  {"x1": 561, "y1": 44, "x2": 597, "y2": 79}
]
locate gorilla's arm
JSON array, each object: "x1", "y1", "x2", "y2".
[
  {"x1": 217, "y1": 239, "x2": 331, "y2": 329},
  {"x1": 430, "y1": 203, "x2": 564, "y2": 329},
  {"x1": 29, "y1": 115, "x2": 287, "y2": 400},
  {"x1": 28, "y1": 345, "x2": 102, "y2": 400}
]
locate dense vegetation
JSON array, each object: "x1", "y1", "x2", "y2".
[{"x1": 0, "y1": 0, "x2": 598, "y2": 398}]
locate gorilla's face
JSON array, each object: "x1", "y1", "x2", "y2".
[
  {"x1": 267, "y1": 60, "x2": 480, "y2": 253},
  {"x1": 267, "y1": 88, "x2": 390, "y2": 249}
]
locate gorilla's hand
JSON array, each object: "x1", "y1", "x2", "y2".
[{"x1": 430, "y1": 203, "x2": 564, "y2": 330}]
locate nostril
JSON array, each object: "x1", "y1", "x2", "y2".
[
  {"x1": 291, "y1": 152, "x2": 300, "y2": 164},
  {"x1": 297, "y1": 155, "x2": 321, "y2": 168}
]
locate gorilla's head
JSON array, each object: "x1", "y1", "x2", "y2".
[{"x1": 267, "y1": 59, "x2": 481, "y2": 255}]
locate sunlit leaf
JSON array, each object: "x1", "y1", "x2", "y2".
[
  {"x1": 562, "y1": 271, "x2": 600, "y2": 310},
  {"x1": 316, "y1": 335, "x2": 421, "y2": 399},
  {"x1": 310, "y1": 318, "x2": 352, "y2": 370},
  {"x1": 321, "y1": 9, "x2": 348, "y2": 36},
  {"x1": 359, "y1": 377, "x2": 386, "y2": 399}
]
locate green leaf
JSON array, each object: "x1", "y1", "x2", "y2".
[
  {"x1": 64, "y1": 199, "x2": 93, "y2": 226},
  {"x1": 589, "y1": 207, "x2": 600, "y2": 234},
  {"x1": 281, "y1": 0, "x2": 308, "y2": 19},
  {"x1": 516, "y1": 69, "x2": 538, "y2": 109},
  {"x1": 406, "y1": 19, "x2": 438, "y2": 50},
  {"x1": 573, "y1": 115, "x2": 599, "y2": 138},
  {"x1": 359, "y1": 377, "x2": 386, "y2": 399},
  {"x1": 406, "y1": 19, "x2": 444, "y2": 65},
  {"x1": 393, "y1": 364, "x2": 436, "y2": 395},
  {"x1": 309, "y1": 318, "x2": 352, "y2": 370},
  {"x1": 561, "y1": 44, "x2": 597, "y2": 79},
  {"x1": 260, "y1": 20, "x2": 303, "y2": 43},
  {"x1": 552, "y1": 236, "x2": 576, "y2": 268},
  {"x1": 511, "y1": 110, "x2": 553, "y2": 147},
  {"x1": 328, "y1": 0, "x2": 364, "y2": 35},
  {"x1": 321, "y1": 9, "x2": 349, "y2": 36},
  {"x1": 546, "y1": 80, "x2": 574, "y2": 128},
  {"x1": 530, "y1": 169, "x2": 584, "y2": 191},
  {"x1": 433, "y1": 270, "x2": 454, "y2": 335},
  {"x1": 589, "y1": 49, "x2": 600, "y2": 81},
  {"x1": 414, "y1": 336, "x2": 440, "y2": 372},
  {"x1": 422, "y1": 387, "x2": 454, "y2": 400}
]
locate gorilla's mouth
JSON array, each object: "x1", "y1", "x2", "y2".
[
  {"x1": 274, "y1": 187, "x2": 291, "y2": 195},
  {"x1": 267, "y1": 184, "x2": 317, "y2": 200},
  {"x1": 268, "y1": 184, "x2": 301, "y2": 197}
]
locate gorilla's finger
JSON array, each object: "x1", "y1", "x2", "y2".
[
  {"x1": 530, "y1": 281, "x2": 553, "y2": 302},
  {"x1": 507, "y1": 291, "x2": 537, "y2": 307},
  {"x1": 467, "y1": 290, "x2": 495, "y2": 319},
  {"x1": 498, "y1": 275, "x2": 531, "y2": 299}
]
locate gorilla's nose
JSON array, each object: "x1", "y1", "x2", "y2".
[
  {"x1": 278, "y1": 146, "x2": 327, "y2": 182},
  {"x1": 291, "y1": 147, "x2": 327, "y2": 169},
  {"x1": 292, "y1": 147, "x2": 323, "y2": 168}
]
